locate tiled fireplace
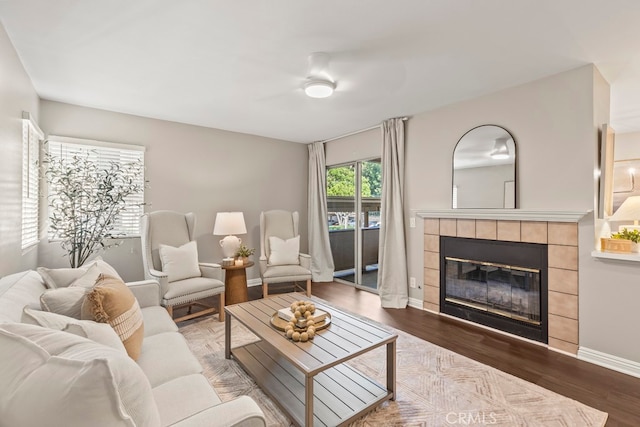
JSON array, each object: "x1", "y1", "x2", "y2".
[{"x1": 419, "y1": 211, "x2": 585, "y2": 355}]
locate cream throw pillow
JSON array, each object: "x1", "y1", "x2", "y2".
[
  {"x1": 22, "y1": 307, "x2": 127, "y2": 353},
  {"x1": 268, "y1": 235, "x2": 300, "y2": 265},
  {"x1": 37, "y1": 257, "x2": 122, "y2": 289},
  {"x1": 82, "y1": 274, "x2": 144, "y2": 360},
  {"x1": 158, "y1": 241, "x2": 201, "y2": 282},
  {"x1": 40, "y1": 286, "x2": 88, "y2": 319},
  {"x1": 0, "y1": 322, "x2": 159, "y2": 427}
]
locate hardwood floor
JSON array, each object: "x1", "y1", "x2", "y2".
[{"x1": 186, "y1": 281, "x2": 640, "y2": 426}]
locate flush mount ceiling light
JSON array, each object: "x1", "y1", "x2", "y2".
[
  {"x1": 490, "y1": 137, "x2": 510, "y2": 160},
  {"x1": 304, "y1": 52, "x2": 335, "y2": 98},
  {"x1": 304, "y1": 79, "x2": 335, "y2": 98}
]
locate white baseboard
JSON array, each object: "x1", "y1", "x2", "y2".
[
  {"x1": 408, "y1": 297, "x2": 423, "y2": 310},
  {"x1": 578, "y1": 347, "x2": 640, "y2": 378},
  {"x1": 247, "y1": 278, "x2": 262, "y2": 287}
]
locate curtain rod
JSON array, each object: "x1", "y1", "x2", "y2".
[{"x1": 321, "y1": 116, "x2": 408, "y2": 143}]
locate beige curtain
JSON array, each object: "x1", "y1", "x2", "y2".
[
  {"x1": 308, "y1": 142, "x2": 335, "y2": 281},
  {"x1": 377, "y1": 118, "x2": 408, "y2": 308}
]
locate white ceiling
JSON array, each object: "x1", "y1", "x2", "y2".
[{"x1": 2, "y1": 0, "x2": 640, "y2": 143}]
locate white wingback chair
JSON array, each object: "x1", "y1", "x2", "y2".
[
  {"x1": 259, "y1": 210, "x2": 312, "y2": 298},
  {"x1": 141, "y1": 210, "x2": 225, "y2": 322}
]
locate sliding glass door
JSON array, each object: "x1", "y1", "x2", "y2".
[{"x1": 327, "y1": 159, "x2": 381, "y2": 291}]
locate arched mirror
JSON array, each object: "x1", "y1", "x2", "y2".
[{"x1": 453, "y1": 125, "x2": 516, "y2": 208}]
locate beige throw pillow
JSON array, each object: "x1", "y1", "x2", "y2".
[
  {"x1": 158, "y1": 241, "x2": 201, "y2": 282},
  {"x1": 81, "y1": 274, "x2": 144, "y2": 360},
  {"x1": 40, "y1": 287, "x2": 88, "y2": 319},
  {"x1": 268, "y1": 235, "x2": 300, "y2": 265},
  {"x1": 37, "y1": 257, "x2": 122, "y2": 289}
]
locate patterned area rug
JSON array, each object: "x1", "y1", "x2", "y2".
[{"x1": 180, "y1": 316, "x2": 607, "y2": 427}]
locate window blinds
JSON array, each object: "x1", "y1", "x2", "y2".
[
  {"x1": 21, "y1": 113, "x2": 43, "y2": 249},
  {"x1": 47, "y1": 136, "x2": 145, "y2": 238}
]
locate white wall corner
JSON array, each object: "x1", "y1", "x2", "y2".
[{"x1": 578, "y1": 347, "x2": 640, "y2": 379}]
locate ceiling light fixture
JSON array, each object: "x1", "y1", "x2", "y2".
[
  {"x1": 304, "y1": 79, "x2": 335, "y2": 98},
  {"x1": 490, "y1": 137, "x2": 510, "y2": 160}
]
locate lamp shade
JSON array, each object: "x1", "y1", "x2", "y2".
[
  {"x1": 610, "y1": 196, "x2": 640, "y2": 222},
  {"x1": 213, "y1": 212, "x2": 247, "y2": 235}
]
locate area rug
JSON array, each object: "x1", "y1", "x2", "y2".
[{"x1": 180, "y1": 316, "x2": 607, "y2": 427}]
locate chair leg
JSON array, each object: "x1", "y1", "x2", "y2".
[
  {"x1": 166, "y1": 305, "x2": 173, "y2": 317},
  {"x1": 219, "y1": 292, "x2": 225, "y2": 322},
  {"x1": 306, "y1": 279, "x2": 311, "y2": 297},
  {"x1": 263, "y1": 282, "x2": 268, "y2": 298}
]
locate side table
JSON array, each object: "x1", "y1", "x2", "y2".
[{"x1": 221, "y1": 261, "x2": 253, "y2": 305}]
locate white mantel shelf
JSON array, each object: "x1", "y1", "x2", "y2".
[
  {"x1": 591, "y1": 250, "x2": 640, "y2": 263},
  {"x1": 415, "y1": 209, "x2": 590, "y2": 223}
]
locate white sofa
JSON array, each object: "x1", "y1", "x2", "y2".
[{"x1": 0, "y1": 269, "x2": 266, "y2": 427}]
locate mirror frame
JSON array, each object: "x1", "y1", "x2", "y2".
[{"x1": 452, "y1": 124, "x2": 517, "y2": 209}]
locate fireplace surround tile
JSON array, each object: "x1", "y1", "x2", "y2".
[
  {"x1": 548, "y1": 337, "x2": 578, "y2": 355},
  {"x1": 424, "y1": 218, "x2": 440, "y2": 235},
  {"x1": 548, "y1": 291, "x2": 578, "y2": 320},
  {"x1": 424, "y1": 268, "x2": 439, "y2": 287},
  {"x1": 424, "y1": 285, "x2": 439, "y2": 305},
  {"x1": 548, "y1": 245, "x2": 578, "y2": 270},
  {"x1": 548, "y1": 314, "x2": 578, "y2": 344},
  {"x1": 456, "y1": 219, "x2": 476, "y2": 238},
  {"x1": 521, "y1": 221, "x2": 548, "y2": 244},
  {"x1": 475, "y1": 220, "x2": 497, "y2": 240},
  {"x1": 424, "y1": 234, "x2": 439, "y2": 252},
  {"x1": 440, "y1": 219, "x2": 457, "y2": 236},
  {"x1": 548, "y1": 267, "x2": 578, "y2": 295},
  {"x1": 423, "y1": 301, "x2": 439, "y2": 313},
  {"x1": 497, "y1": 220, "x2": 521, "y2": 241},
  {"x1": 548, "y1": 222, "x2": 578, "y2": 246},
  {"x1": 424, "y1": 251, "x2": 439, "y2": 269}
]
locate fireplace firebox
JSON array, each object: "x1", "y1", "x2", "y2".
[{"x1": 440, "y1": 236, "x2": 548, "y2": 343}]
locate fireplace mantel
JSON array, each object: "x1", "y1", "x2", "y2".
[{"x1": 415, "y1": 209, "x2": 590, "y2": 223}]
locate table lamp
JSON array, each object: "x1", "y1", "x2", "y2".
[
  {"x1": 610, "y1": 196, "x2": 640, "y2": 232},
  {"x1": 213, "y1": 212, "x2": 247, "y2": 258}
]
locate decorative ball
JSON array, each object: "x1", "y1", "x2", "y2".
[
  {"x1": 306, "y1": 319, "x2": 314, "y2": 327},
  {"x1": 286, "y1": 329, "x2": 294, "y2": 338},
  {"x1": 294, "y1": 311, "x2": 302, "y2": 319},
  {"x1": 300, "y1": 332, "x2": 309, "y2": 342},
  {"x1": 292, "y1": 331, "x2": 301, "y2": 342},
  {"x1": 307, "y1": 329, "x2": 315, "y2": 339}
]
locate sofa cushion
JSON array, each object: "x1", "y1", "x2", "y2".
[
  {"x1": 22, "y1": 307, "x2": 126, "y2": 353},
  {"x1": 69, "y1": 260, "x2": 121, "y2": 288},
  {"x1": 82, "y1": 274, "x2": 144, "y2": 360},
  {"x1": 37, "y1": 257, "x2": 122, "y2": 289},
  {"x1": 141, "y1": 306, "x2": 179, "y2": 337},
  {"x1": 0, "y1": 270, "x2": 46, "y2": 323},
  {"x1": 137, "y1": 332, "x2": 202, "y2": 387},
  {"x1": 40, "y1": 286, "x2": 87, "y2": 318},
  {"x1": 152, "y1": 374, "x2": 222, "y2": 426},
  {"x1": 159, "y1": 241, "x2": 202, "y2": 282},
  {"x1": 0, "y1": 322, "x2": 160, "y2": 427}
]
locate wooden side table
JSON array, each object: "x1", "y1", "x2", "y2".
[{"x1": 221, "y1": 261, "x2": 253, "y2": 305}]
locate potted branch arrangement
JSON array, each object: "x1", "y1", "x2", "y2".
[
  {"x1": 43, "y1": 149, "x2": 145, "y2": 267},
  {"x1": 235, "y1": 244, "x2": 255, "y2": 264}
]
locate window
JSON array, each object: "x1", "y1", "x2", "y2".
[
  {"x1": 21, "y1": 112, "x2": 43, "y2": 250},
  {"x1": 46, "y1": 136, "x2": 145, "y2": 238}
]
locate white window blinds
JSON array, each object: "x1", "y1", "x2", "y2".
[
  {"x1": 22, "y1": 112, "x2": 43, "y2": 249},
  {"x1": 46, "y1": 136, "x2": 145, "y2": 238}
]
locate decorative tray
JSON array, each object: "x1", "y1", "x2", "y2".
[{"x1": 270, "y1": 312, "x2": 331, "y2": 332}]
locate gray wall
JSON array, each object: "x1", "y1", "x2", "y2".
[
  {"x1": 37, "y1": 101, "x2": 308, "y2": 282},
  {"x1": 0, "y1": 24, "x2": 41, "y2": 276}
]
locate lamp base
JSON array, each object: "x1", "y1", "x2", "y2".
[{"x1": 220, "y1": 235, "x2": 241, "y2": 258}]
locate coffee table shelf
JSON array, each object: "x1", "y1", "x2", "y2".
[{"x1": 225, "y1": 293, "x2": 397, "y2": 427}]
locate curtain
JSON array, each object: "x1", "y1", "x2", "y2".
[
  {"x1": 378, "y1": 118, "x2": 408, "y2": 308},
  {"x1": 308, "y1": 142, "x2": 335, "y2": 281}
]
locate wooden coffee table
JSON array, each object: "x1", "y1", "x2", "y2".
[{"x1": 225, "y1": 293, "x2": 397, "y2": 427}]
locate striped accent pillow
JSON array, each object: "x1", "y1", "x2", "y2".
[{"x1": 81, "y1": 274, "x2": 144, "y2": 360}]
